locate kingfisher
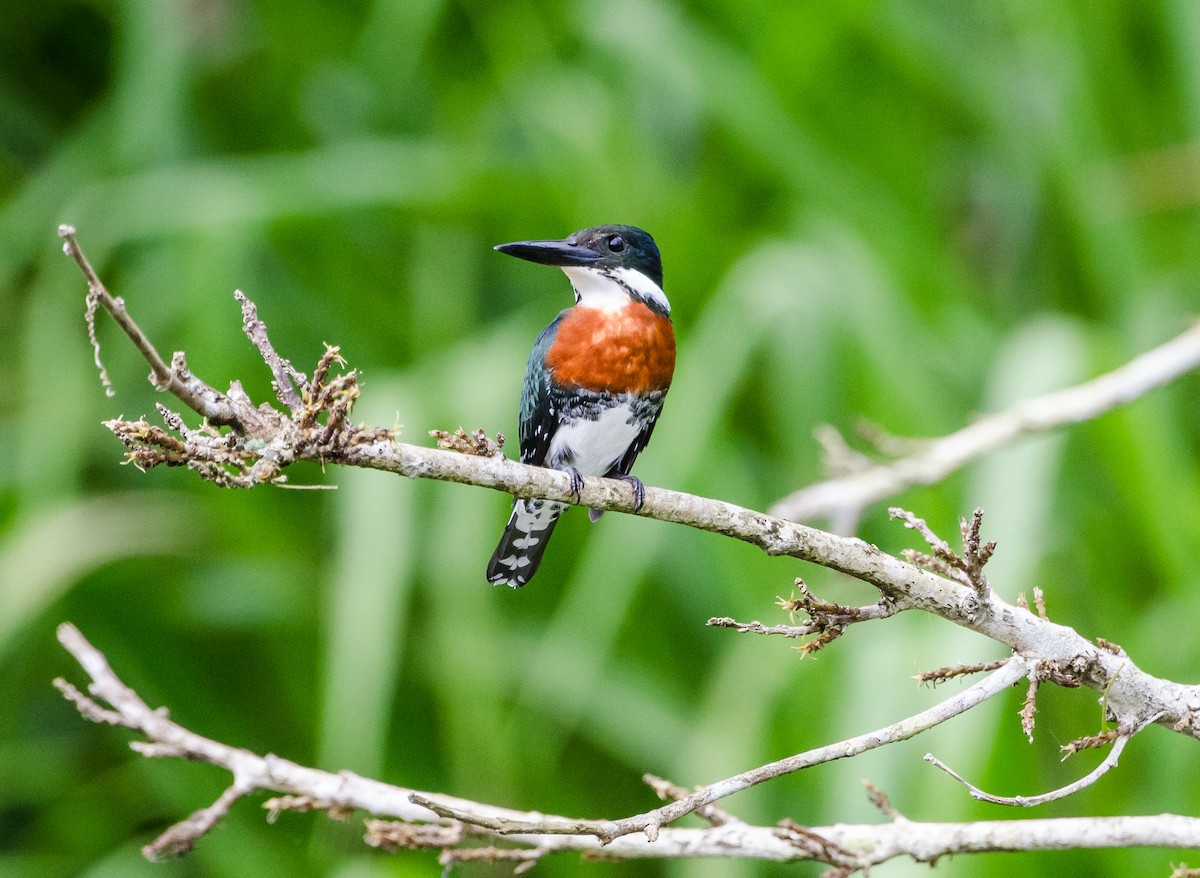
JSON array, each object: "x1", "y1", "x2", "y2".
[{"x1": 486, "y1": 224, "x2": 676, "y2": 588}]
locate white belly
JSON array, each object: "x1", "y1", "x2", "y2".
[{"x1": 549, "y1": 402, "x2": 640, "y2": 476}]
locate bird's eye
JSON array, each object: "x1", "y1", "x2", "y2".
[{"x1": 607, "y1": 235, "x2": 625, "y2": 252}]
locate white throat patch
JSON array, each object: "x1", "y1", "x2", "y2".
[{"x1": 561, "y1": 266, "x2": 671, "y2": 316}]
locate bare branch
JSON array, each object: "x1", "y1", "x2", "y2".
[
  {"x1": 706, "y1": 616, "x2": 810, "y2": 638},
  {"x1": 914, "y1": 659, "x2": 1010, "y2": 686},
  {"x1": 143, "y1": 782, "x2": 252, "y2": 860},
  {"x1": 308, "y1": 659, "x2": 1033, "y2": 842},
  {"x1": 891, "y1": 506, "x2": 995, "y2": 595},
  {"x1": 643, "y1": 774, "x2": 737, "y2": 827},
  {"x1": 236, "y1": 290, "x2": 304, "y2": 412},
  {"x1": 54, "y1": 622, "x2": 1200, "y2": 868},
  {"x1": 59, "y1": 225, "x2": 243, "y2": 425},
  {"x1": 771, "y1": 321, "x2": 1200, "y2": 524},
  {"x1": 925, "y1": 732, "x2": 1131, "y2": 807},
  {"x1": 708, "y1": 580, "x2": 899, "y2": 655},
  {"x1": 57, "y1": 620, "x2": 1024, "y2": 846}
]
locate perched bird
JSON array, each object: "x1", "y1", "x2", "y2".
[{"x1": 486, "y1": 225, "x2": 676, "y2": 588}]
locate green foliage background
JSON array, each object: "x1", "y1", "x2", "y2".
[{"x1": 3, "y1": 1, "x2": 1200, "y2": 876}]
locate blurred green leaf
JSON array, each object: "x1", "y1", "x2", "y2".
[{"x1": 5, "y1": 1, "x2": 1200, "y2": 875}]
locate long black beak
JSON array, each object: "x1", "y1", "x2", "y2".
[{"x1": 494, "y1": 238, "x2": 602, "y2": 267}]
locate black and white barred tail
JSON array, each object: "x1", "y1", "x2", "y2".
[{"x1": 486, "y1": 497, "x2": 568, "y2": 588}]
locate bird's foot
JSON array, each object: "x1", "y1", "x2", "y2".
[
  {"x1": 566, "y1": 466, "x2": 585, "y2": 503},
  {"x1": 614, "y1": 473, "x2": 646, "y2": 512}
]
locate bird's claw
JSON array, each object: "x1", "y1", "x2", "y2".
[
  {"x1": 567, "y1": 467, "x2": 585, "y2": 503},
  {"x1": 615, "y1": 473, "x2": 646, "y2": 512}
]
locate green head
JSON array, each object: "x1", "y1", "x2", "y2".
[{"x1": 495, "y1": 224, "x2": 664, "y2": 290}]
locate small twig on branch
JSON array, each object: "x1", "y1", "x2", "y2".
[
  {"x1": 264, "y1": 794, "x2": 355, "y2": 822},
  {"x1": 775, "y1": 820, "x2": 861, "y2": 872},
  {"x1": 863, "y1": 782, "x2": 904, "y2": 820},
  {"x1": 925, "y1": 731, "x2": 1132, "y2": 807},
  {"x1": 364, "y1": 819, "x2": 466, "y2": 851},
  {"x1": 708, "y1": 580, "x2": 899, "y2": 655},
  {"x1": 143, "y1": 781, "x2": 253, "y2": 859},
  {"x1": 1033, "y1": 586, "x2": 1048, "y2": 620},
  {"x1": 706, "y1": 617, "x2": 810, "y2": 638},
  {"x1": 440, "y1": 845, "x2": 547, "y2": 873},
  {"x1": 429, "y1": 427, "x2": 506, "y2": 457},
  {"x1": 812, "y1": 423, "x2": 874, "y2": 476},
  {"x1": 1021, "y1": 676, "x2": 1041, "y2": 742},
  {"x1": 892, "y1": 507, "x2": 995, "y2": 597},
  {"x1": 1017, "y1": 588, "x2": 1051, "y2": 618},
  {"x1": 644, "y1": 774, "x2": 736, "y2": 827},
  {"x1": 959, "y1": 508, "x2": 996, "y2": 594},
  {"x1": 914, "y1": 659, "x2": 1011, "y2": 686},
  {"x1": 53, "y1": 677, "x2": 137, "y2": 729},
  {"x1": 59, "y1": 225, "x2": 242, "y2": 424},
  {"x1": 236, "y1": 290, "x2": 305, "y2": 412},
  {"x1": 1096, "y1": 637, "x2": 1123, "y2": 655},
  {"x1": 82, "y1": 277, "x2": 114, "y2": 397},
  {"x1": 1061, "y1": 729, "x2": 1120, "y2": 760}
]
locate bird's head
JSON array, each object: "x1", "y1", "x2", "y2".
[{"x1": 495, "y1": 224, "x2": 669, "y2": 317}]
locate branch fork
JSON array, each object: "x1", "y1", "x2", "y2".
[
  {"x1": 892, "y1": 506, "x2": 996, "y2": 598},
  {"x1": 707, "y1": 579, "x2": 898, "y2": 654}
]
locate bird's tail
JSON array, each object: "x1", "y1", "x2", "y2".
[{"x1": 486, "y1": 498, "x2": 567, "y2": 587}]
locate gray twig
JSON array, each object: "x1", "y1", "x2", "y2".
[
  {"x1": 773, "y1": 320, "x2": 1200, "y2": 525},
  {"x1": 925, "y1": 732, "x2": 1131, "y2": 807},
  {"x1": 59, "y1": 225, "x2": 241, "y2": 424}
]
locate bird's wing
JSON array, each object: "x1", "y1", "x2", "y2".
[{"x1": 517, "y1": 316, "x2": 564, "y2": 466}]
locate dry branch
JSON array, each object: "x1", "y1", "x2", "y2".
[
  {"x1": 707, "y1": 579, "x2": 900, "y2": 655},
  {"x1": 54, "y1": 623, "x2": 1200, "y2": 870},
  {"x1": 771, "y1": 320, "x2": 1200, "y2": 526},
  {"x1": 925, "y1": 730, "x2": 1134, "y2": 808}
]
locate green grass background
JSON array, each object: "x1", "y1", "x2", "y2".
[{"x1": 3, "y1": 1, "x2": 1200, "y2": 875}]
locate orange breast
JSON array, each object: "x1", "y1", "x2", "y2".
[{"x1": 545, "y1": 302, "x2": 676, "y2": 395}]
